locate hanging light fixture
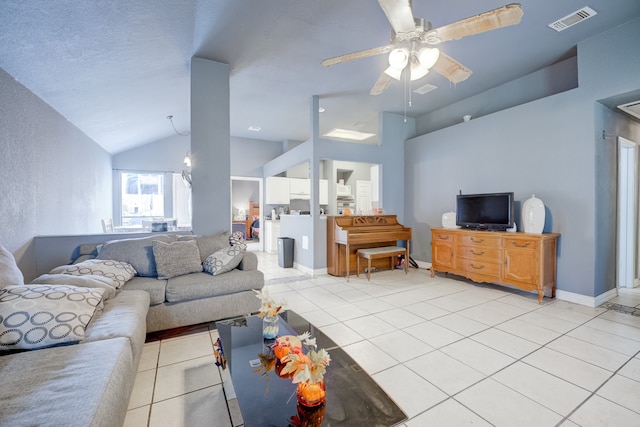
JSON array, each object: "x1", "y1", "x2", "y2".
[
  {"x1": 183, "y1": 151, "x2": 191, "y2": 167},
  {"x1": 410, "y1": 47, "x2": 440, "y2": 81},
  {"x1": 167, "y1": 115, "x2": 190, "y2": 136},
  {"x1": 384, "y1": 48, "x2": 409, "y2": 80}
]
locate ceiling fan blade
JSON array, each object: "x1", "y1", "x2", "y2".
[
  {"x1": 370, "y1": 72, "x2": 392, "y2": 95},
  {"x1": 378, "y1": 0, "x2": 416, "y2": 34},
  {"x1": 321, "y1": 45, "x2": 394, "y2": 67},
  {"x1": 428, "y1": 3, "x2": 524, "y2": 43},
  {"x1": 431, "y1": 52, "x2": 472, "y2": 84}
]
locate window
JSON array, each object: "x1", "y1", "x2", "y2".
[{"x1": 120, "y1": 172, "x2": 164, "y2": 226}]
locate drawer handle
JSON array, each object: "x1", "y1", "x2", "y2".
[
  {"x1": 471, "y1": 238, "x2": 484, "y2": 243},
  {"x1": 438, "y1": 235, "x2": 450, "y2": 240},
  {"x1": 470, "y1": 263, "x2": 485, "y2": 270},
  {"x1": 512, "y1": 241, "x2": 531, "y2": 248},
  {"x1": 471, "y1": 249, "x2": 485, "y2": 256}
]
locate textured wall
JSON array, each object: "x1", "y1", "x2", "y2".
[{"x1": 0, "y1": 67, "x2": 112, "y2": 279}]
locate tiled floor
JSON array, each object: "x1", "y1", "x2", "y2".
[{"x1": 125, "y1": 250, "x2": 640, "y2": 426}]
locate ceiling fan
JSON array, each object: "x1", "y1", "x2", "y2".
[{"x1": 321, "y1": 1, "x2": 524, "y2": 95}]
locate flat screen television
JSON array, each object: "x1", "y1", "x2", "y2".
[{"x1": 456, "y1": 192, "x2": 514, "y2": 231}]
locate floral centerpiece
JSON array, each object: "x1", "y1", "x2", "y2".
[
  {"x1": 254, "y1": 288, "x2": 286, "y2": 339},
  {"x1": 277, "y1": 332, "x2": 331, "y2": 407}
]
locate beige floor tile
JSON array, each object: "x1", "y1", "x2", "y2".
[
  {"x1": 372, "y1": 364, "x2": 448, "y2": 419},
  {"x1": 569, "y1": 394, "x2": 640, "y2": 426},
  {"x1": 598, "y1": 309, "x2": 640, "y2": 329},
  {"x1": 492, "y1": 362, "x2": 591, "y2": 416},
  {"x1": 138, "y1": 342, "x2": 160, "y2": 372},
  {"x1": 619, "y1": 357, "x2": 640, "y2": 381},
  {"x1": 404, "y1": 320, "x2": 464, "y2": 349},
  {"x1": 158, "y1": 332, "x2": 214, "y2": 367},
  {"x1": 456, "y1": 378, "x2": 563, "y2": 427},
  {"x1": 370, "y1": 330, "x2": 434, "y2": 363},
  {"x1": 596, "y1": 374, "x2": 640, "y2": 413},
  {"x1": 342, "y1": 340, "x2": 399, "y2": 374},
  {"x1": 582, "y1": 317, "x2": 640, "y2": 342},
  {"x1": 523, "y1": 347, "x2": 611, "y2": 391},
  {"x1": 298, "y1": 309, "x2": 340, "y2": 327},
  {"x1": 343, "y1": 314, "x2": 396, "y2": 339},
  {"x1": 153, "y1": 355, "x2": 222, "y2": 402},
  {"x1": 406, "y1": 398, "x2": 491, "y2": 426},
  {"x1": 568, "y1": 325, "x2": 640, "y2": 356},
  {"x1": 318, "y1": 322, "x2": 364, "y2": 346},
  {"x1": 432, "y1": 313, "x2": 490, "y2": 336},
  {"x1": 149, "y1": 385, "x2": 231, "y2": 427},
  {"x1": 440, "y1": 339, "x2": 515, "y2": 376},
  {"x1": 128, "y1": 369, "x2": 156, "y2": 410},
  {"x1": 496, "y1": 318, "x2": 561, "y2": 345},
  {"x1": 517, "y1": 311, "x2": 581, "y2": 334},
  {"x1": 405, "y1": 351, "x2": 485, "y2": 395},
  {"x1": 546, "y1": 335, "x2": 631, "y2": 371},
  {"x1": 352, "y1": 297, "x2": 396, "y2": 314},
  {"x1": 123, "y1": 405, "x2": 150, "y2": 427},
  {"x1": 404, "y1": 301, "x2": 451, "y2": 320},
  {"x1": 471, "y1": 328, "x2": 540, "y2": 359},
  {"x1": 375, "y1": 307, "x2": 424, "y2": 329}
]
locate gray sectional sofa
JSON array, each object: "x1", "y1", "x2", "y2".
[{"x1": 0, "y1": 231, "x2": 264, "y2": 426}]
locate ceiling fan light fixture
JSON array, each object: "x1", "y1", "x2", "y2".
[
  {"x1": 383, "y1": 65, "x2": 403, "y2": 81},
  {"x1": 410, "y1": 63, "x2": 430, "y2": 81},
  {"x1": 388, "y1": 48, "x2": 409, "y2": 69},
  {"x1": 417, "y1": 47, "x2": 440, "y2": 70}
]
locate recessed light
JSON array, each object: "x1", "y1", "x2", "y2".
[
  {"x1": 323, "y1": 128, "x2": 375, "y2": 141},
  {"x1": 318, "y1": 107, "x2": 326, "y2": 113},
  {"x1": 248, "y1": 125, "x2": 261, "y2": 132}
]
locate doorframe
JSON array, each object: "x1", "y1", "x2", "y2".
[
  {"x1": 617, "y1": 136, "x2": 639, "y2": 290},
  {"x1": 231, "y1": 176, "x2": 264, "y2": 252}
]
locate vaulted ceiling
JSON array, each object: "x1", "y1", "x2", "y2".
[{"x1": 1, "y1": 1, "x2": 639, "y2": 153}]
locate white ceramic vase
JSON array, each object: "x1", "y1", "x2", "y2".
[{"x1": 522, "y1": 194, "x2": 545, "y2": 234}]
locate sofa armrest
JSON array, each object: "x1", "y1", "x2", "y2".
[{"x1": 237, "y1": 251, "x2": 258, "y2": 271}]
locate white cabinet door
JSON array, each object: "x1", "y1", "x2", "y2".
[
  {"x1": 266, "y1": 177, "x2": 290, "y2": 205},
  {"x1": 289, "y1": 178, "x2": 310, "y2": 199},
  {"x1": 319, "y1": 179, "x2": 329, "y2": 205}
]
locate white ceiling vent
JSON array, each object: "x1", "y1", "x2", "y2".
[
  {"x1": 414, "y1": 83, "x2": 438, "y2": 95},
  {"x1": 618, "y1": 101, "x2": 640, "y2": 121},
  {"x1": 549, "y1": 7, "x2": 597, "y2": 32}
]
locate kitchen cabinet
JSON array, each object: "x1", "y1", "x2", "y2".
[
  {"x1": 289, "y1": 178, "x2": 310, "y2": 199},
  {"x1": 264, "y1": 220, "x2": 281, "y2": 254},
  {"x1": 319, "y1": 179, "x2": 329, "y2": 205},
  {"x1": 266, "y1": 177, "x2": 290, "y2": 205}
]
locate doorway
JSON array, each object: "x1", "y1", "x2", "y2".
[
  {"x1": 231, "y1": 176, "x2": 263, "y2": 252},
  {"x1": 617, "y1": 136, "x2": 639, "y2": 289}
]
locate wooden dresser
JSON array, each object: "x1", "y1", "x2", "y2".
[{"x1": 431, "y1": 228, "x2": 560, "y2": 303}]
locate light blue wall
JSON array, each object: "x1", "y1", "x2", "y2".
[
  {"x1": 406, "y1": 17, "x2": 640, "y2": 300},
  {"x1": 231, "y1": 137, "x2": 283, "y2": 177},
  {"x1": 113, "y1": 134, "x2": 189, "y2": 173},
  {"x1": 0, "y1": 67, "x2": 112, "y2": 280}
]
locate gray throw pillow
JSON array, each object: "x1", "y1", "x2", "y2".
[
  {"x1": 152, "y1": 240, "x2": 202, "y2": 280},
  {"x1": 96, "y1": 234, "x2": 177, "y2": 276},
  {"x1": 195, "y1": 231, "x2": 232, "y2": 262},
  {"x1": 203, "y1": 244, "x2": 246, "y2": 276},
  {"x1": 0, "y1": 244, "x2": 24, "y2": 289}
]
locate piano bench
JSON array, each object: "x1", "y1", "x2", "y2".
[{"x1": 356, "y1": 246, "x2": 408, "y2": 281}]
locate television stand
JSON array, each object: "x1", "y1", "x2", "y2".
[{"x1": 431, "y1": 228, "x2": 560, "y2": 303}]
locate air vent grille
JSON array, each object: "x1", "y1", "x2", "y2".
[
  {"x1": 549, "y1": 7, "x2": 597, "y2": 32},
  {"x1": 413, "y1": 83, "x2": 438, "y2": 95},
  {"x1": 618, "y1": 101, "x2": 640, "y2": 121}
]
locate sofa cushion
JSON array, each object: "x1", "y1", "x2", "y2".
[
  {"x1": 29, "y1": 273, "x2": 118, "y2": 300},
  {"x1": 0, "y1": 337, "x2": 134, "y2": 427},
  {"x1": 203, "y1": 245, "x2": 246, "y2": 276},
  {"x1": 195, "y1": 231, "x2": 231, "y2": 262},
  {"x1": 165, "y1": 270, "x2": 261, "y2": 303},
  {"x1": 123, "y1": 276, "x2": 167, "y2": 305},
  {"x1": 0, "y1": 284, "x2": 105, "y2": 352},
  {"x1": 50, "y1": 259, "x2": 136, "y2": 289},
  {"x1": 96, "y1": 234, "x2": 177, "y2": 277},
  {"x1": 152, "y1": 240, "x2": 202, "y2": 279},
  {"x1": 0, "y1": 244, "x2": 23, "y2": 289}
]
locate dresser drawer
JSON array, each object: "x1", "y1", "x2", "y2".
[
  {"x1": 458, "y1": 234, "x2": 501, "y2": 248},
  {"x1": 457, "y1": 245, "x2": 501, "y2": 261},
  {"x1": 504, "y1": 237, "x2": 539, "y2": 250},
  {"x1": 433, "y1": 231, "x2": 455, "y2": 243},
  {"x1": 457, "y1": 258, "x2": 502, "y2": 277}
]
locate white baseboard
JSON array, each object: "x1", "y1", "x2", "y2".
[
  {"x1": 292, "y1": 262, "x2": 315, "y2": 276},
  {"x1": 556, "y1": 287, "x2": 618, "y2": 307}
]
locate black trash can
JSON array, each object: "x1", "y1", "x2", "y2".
[{"x1": 278, "y1": 237, "x2": 294, "y2": 268}]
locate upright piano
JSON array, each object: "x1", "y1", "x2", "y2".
[{"x1": 326, "y1": 215, "x2": 412, "y2": 277}]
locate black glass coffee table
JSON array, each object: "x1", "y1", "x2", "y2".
[{"x1": 216, "y1": 311, "x2": 407, "y2": 427}]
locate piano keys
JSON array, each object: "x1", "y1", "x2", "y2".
[{"x1": 326, "y1": 215, "x2": 412, "y2": 278}]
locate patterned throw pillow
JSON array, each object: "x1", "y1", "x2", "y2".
[
  {"x1": 0, "y1": 285, "x2": 105, "y2": 351},
  {"x1": 152, "y1": 240, "x2": 202, "y2": 280},
  {"x1": 203, "y1": 245, "x2": 246, "y2": 276},
  {"x1": 229, "y1": 231, "x2": 248, "y2": 251},
  {"x1": 54, "y1": 259, "x2": 137, "y2": 288}
]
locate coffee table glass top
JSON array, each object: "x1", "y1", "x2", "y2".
[{"x1": 216, "y1": 311, "x2": 407, "y2": 427}]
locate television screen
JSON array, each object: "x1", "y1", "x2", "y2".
[{"x1": 456, "y1": 192, "x2": 514, "y2": 231}]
